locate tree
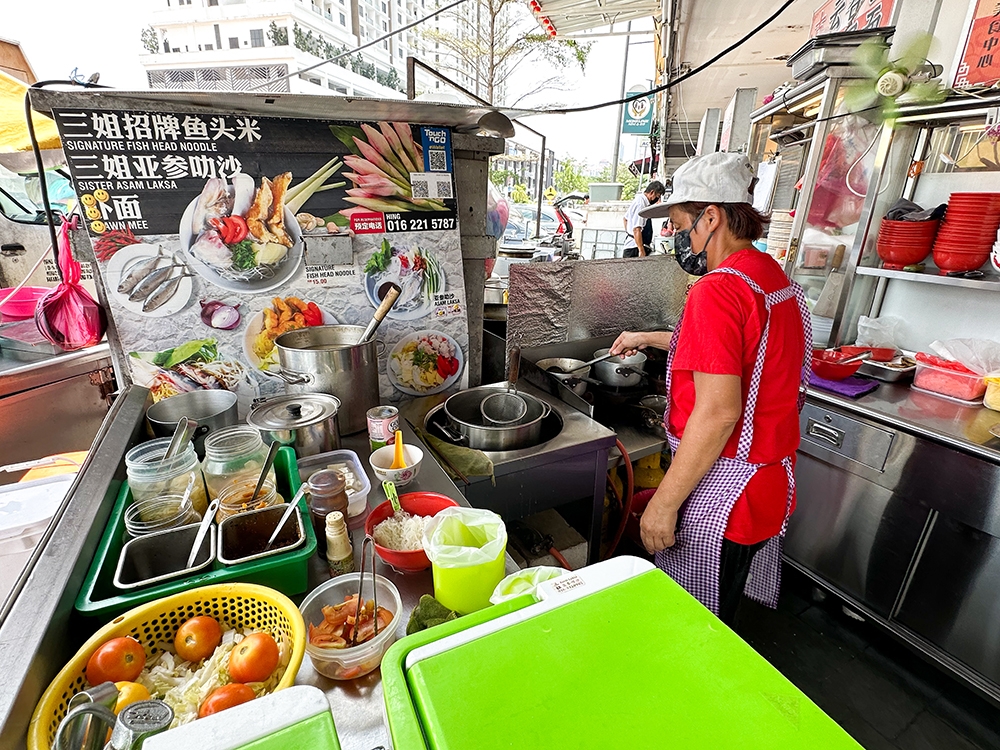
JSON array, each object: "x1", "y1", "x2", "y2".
[
  {"x1": 489, "y1": 168, "x2": 517, "y2": 188},
  {"x1": 141, "y1": 26, "x2": 159, "y2": 55},
  {"x1": 510, "y1": 184, "x2": 532, "y2": 203},
  {"x1": 553, "y1": 157, "x2": 590, "y2": 194},
  {"x1": 596, "y1": 163, "x2": 640, "y2": 201},
  {"x1": 267, "y1": 21, "x2": 288, "y2": 46},
  {"x1": 423, "y1": 0, "x2": 591, "y2": 106}
]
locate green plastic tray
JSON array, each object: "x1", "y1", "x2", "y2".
[{"x1": 75, "y1": 447, "x2": 316, "y2": 619}]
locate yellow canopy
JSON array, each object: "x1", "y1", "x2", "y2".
[{"x1": 0, "y1": 69, "x2": 61, "y2": 153}]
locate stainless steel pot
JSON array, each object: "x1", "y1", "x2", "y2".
[
  {"x1": 145, "y1": 389, "x2": 238, "y2": 458},
  {"x1": 274, "y1": 325, "x2": 382, "y2": 435},
  {"x1": 247, "y1": 393, "x2": 342, "y2": 457},
  {"x1": 592, "y1": 348, "x2": 647, "y2": 388},
  {"x1": 638, "y1": 395, "x2": 668, "y2": 439},
  {"x1": 536, "y1": 357, "x2": 590, "y2": 396},
  {"x1": 436, "y1": 386, "x2": 551, "y2": 451}
]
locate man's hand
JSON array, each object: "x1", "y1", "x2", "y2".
[{"x1": 640, "y1": 495, "x2": 679, "y2": 554}]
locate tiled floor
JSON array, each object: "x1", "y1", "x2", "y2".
[{"x1": 736, "y1": 567, "x2": 1000, "y2": 750}]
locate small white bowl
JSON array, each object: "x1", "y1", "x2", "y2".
[{"x1": 369, "y1": 444, "x2": 423, "y2": 487}]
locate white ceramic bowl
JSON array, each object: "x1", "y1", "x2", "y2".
[{"x1": 369, "y1": 444, "x2": 424, "y2": 487}]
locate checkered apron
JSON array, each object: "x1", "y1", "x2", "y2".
[{"x1": 654, "y1": 267, "x2": 811, "y2": 614}]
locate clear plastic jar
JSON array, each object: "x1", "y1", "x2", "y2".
[
  {"x1": 203, "y1": 426, "x2": 277, "y2": 501},
  {"x1": 216, "y1": 478, "x2": 284, "y2": 522},
  {"x1": 125, "y1": 438, "x2": 208, "y2": 517},
  {"x1": 124, "y1": 494, "x2": 201, "y2": 538}
]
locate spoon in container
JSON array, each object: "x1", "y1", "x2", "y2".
[
  {"x1": 263, "y1": 483, "x2": 308, "y2": 551},
  {"x1": 390, "y1": 430, "x2": 407, "y2": 469},
  {"x1": 160, "y1": 417, "x2": 197, "y2": 468},
  {"x1": 249, "y1": 441, "x2": 282, "y2": 506},
  {"x1": 186, "y1": 495, "x2": 220, "y2": 569}
]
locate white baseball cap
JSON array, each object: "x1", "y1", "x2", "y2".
[{"x1": 639, "y1": 152, "x2": 755, "y2": 218}]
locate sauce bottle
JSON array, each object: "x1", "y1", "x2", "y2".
[
  {"x1": 325, "y1": 511, "x2": 355, "y2": 576},
  {"x1": 308, "y1": 469, "x2": 349, "y2": 556}
]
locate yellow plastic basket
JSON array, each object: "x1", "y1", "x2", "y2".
[{"x1": 28, "y1": 583, "x2": 305, "y2": 750}]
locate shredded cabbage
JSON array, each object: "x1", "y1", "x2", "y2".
[{"x1": 135, "y1": 628, "x2": 292, "y2": 728}]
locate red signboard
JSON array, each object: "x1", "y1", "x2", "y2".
[
  {"x1": 810, "y1": 0, "x2": 894, "y2": 36},
  {"x1": 954, "y1": 0, "x2": 1000, "y2": 88},
  {"x1": 350, "y1": 211, "x2": 385, "y2": 234}
]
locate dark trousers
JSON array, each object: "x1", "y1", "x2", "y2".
[
  {"x1": 623, "y1": 246, "x2": 640, "y2": 258},
  {"x1": 718, "y1": 538, "x2": 768, "y2": 626}
]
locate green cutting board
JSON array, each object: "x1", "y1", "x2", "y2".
[{"x1": 403, "y1": 564, "x2": 861, "y2": 749}]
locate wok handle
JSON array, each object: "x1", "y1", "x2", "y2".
[{"x1": 433, "y1": 421, "x2": 467, "y2": 444}]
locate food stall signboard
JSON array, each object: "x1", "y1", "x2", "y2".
[
  {"x1": 52, "y1": 109, "x2": 470, "y2": 414},
  {"x1": 622, "y1": 86, "x2": 654, "y2": 135},
  {"x1": 954, "y1": 0, "x2": 1000, "y2": 88},
  {"x1": 810, "y1": 0, "x2": 894, "y2": 36}
]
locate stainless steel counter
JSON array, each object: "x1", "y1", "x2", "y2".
[
  {"x1": 0, "y1": 342, "x2": 111, "y2": 397},
  {"x1": 807, "y1": 382, "x2": 1000, "y2": 465},
  {"x1": 293, "y1": 424, "x2": 519, "y2": 750}
]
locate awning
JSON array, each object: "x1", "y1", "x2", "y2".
[
  {"x1": 527, "y1": 0, "x2": 661, "y2": 36},
  {"x1": 0, "y1": 70, "x2": 61, "y2": 153}
]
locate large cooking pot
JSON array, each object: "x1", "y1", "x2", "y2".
[
  {"x1": 145, "y1": 389, "x2": 238, "y2": 458},
  {"x1": 247, "y1": 393, "x2": 342, "y2": 457},
  {"x1": 274, "y1": 325, "x2": 381, "y2": 435},
  {"x1": 535, "y1": 357, "x2": 590, "y2": 396},
  {"x1": 592, "y1": 348, "x2": 647, "y2": 388},
  {"x1": 435, "y1": 386, "x2": 551, "y2": 452}
]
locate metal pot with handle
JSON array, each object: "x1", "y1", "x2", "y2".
[
  {"x1": 274, "y1": 325, "x2": 382, "y2": 435},
  {"x1": 591, "y1": 348, "x2": 647, "y2": 388},
  {"x1": 436, "y1": 387, "x2": 552, "y2": 452}
]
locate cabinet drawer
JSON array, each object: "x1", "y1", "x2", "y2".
[{"x1": 799, "y1": 403, "x2": 894, "y2": 472}]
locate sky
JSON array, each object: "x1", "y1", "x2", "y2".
[{"x1": 4, "y1": 1, "x2": 654, "y2": 167}]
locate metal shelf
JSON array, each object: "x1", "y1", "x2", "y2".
[{"x1": 855, "y1": 266, "x2": 1000, "y2": 291}]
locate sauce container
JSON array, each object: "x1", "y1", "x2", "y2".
[{"x1": 124, "y1": 438, "x2": 208, "y2": 517}]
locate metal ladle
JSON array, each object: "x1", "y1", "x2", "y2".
[
  {"x1": 545, "y1": 350, "x2": 618, "y2": 374},
  {"x1": 481, "y1": 346, "x2": 528, "y2": 424}
]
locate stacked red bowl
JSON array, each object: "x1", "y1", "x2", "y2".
[
  {"x1": 932, "y1": 192, "x2": 1000, "y2": 273},
  {"x1": 876, "y1": 219, "x2": 938, "y2": 269}
]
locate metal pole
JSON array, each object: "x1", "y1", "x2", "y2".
[
  {"x1": 536, "y1": 136, "x2": 545, "y2": 239},
  {"x1": 610, "y1": 20, "x2": 632, "y2": 184},
  {"x1": 406, "y1": 55, "x2": 416, "y2": 99}
]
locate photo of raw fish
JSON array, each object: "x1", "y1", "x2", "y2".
[{"x1": 107, "y1": 243, "x2": 194, "y2": 317}]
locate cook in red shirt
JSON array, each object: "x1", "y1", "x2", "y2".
[{"x1": 611, "y1": 152, "x2": 808, "y2": 625}]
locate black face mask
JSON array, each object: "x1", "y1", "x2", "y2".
[{"x1": 673, "y1": 208, "x2": 713, "y2": 277}]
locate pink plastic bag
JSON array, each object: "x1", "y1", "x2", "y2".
[{"x1": 34, "y1": 216, "x2": 107, "y2": 350}]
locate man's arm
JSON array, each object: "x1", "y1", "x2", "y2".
[
  {"x1": 640, "y1": 371, "x2": 743, "y2": 553},
  {"x1": 633, "y1": 227, "x2": 646, "y2": 256}
]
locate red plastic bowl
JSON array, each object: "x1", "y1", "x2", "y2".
[
  {"x1": 364, "y1": 491, "x2": 459, "y2": 573},
  {"x1": 811, "y1": 350, "x2": 863, "y2": 381},
  {"x1": 0, "y1": 286, "x2": 48, "y2": 319},
  {"x1": 932, "y1": 250, "x2": 989, "y2": 273},
  {"x1": 877, "y1": 240, "x2": 932, "y2": 268},
  {"x1": 838, "y1": 346, "x2": 896, "y2": 362}
]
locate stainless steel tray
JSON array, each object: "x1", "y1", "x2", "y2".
[
  {"x1": 218, "y1": 503, "x2": 305, "y2": 565},
  {"x1": 859, "y1": 360, "x2": 916, "y2": 383},
  {"x1": 114, "y1": 522, "x2": 215, "y2": 590}
]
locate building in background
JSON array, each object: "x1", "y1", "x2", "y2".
[
  {"x1": 140, "y1": 0, "x2": 482, "y2": 98},
  {"x1": 492, "y1": 140, "x2": 557, "y2": 199}
]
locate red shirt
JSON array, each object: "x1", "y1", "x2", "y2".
[{"x1": 668, "y1": 249, "x2": 805, "y2": 545}]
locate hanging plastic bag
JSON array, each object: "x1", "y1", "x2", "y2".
[
  {"x1": 34, "y1": 216, "x2": 107, "y2": 351},
  {"x1": 490, "y1": 566, "x2": 566, "y2": 605},
  {"x1": 485, "y1": 182, "x2": 510, "y2": 240}
]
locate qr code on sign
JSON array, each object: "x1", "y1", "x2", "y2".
[
  {"x1": 429, "y1": 149, "x2": 448, "y2": 171},
  {"x1": 412, "y1": 178, "x2": 429, "y2": 198},
  {"x1": 435, "y1": 179, "x2": 453, "y2": 199}
]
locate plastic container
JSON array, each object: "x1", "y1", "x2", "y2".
[
  {"x1": 369, "y1": 444, "x2": 424, "y2": 487},
  {"x1": 811, "y1": 350, "x2": 863, "y2": 381},
  {"x1": 913, "y1": 360, "x2": 986, "y2": 402},
  {"x1": 300, "y1": 572, "x2": 402, "y2": 680},
  {"x1": 32, "y1": 583, "x2": 306, "y2": 750},
  {"x1": 0, "y1": 286, "x2": 48, "y2": 320},
  {"x1": 216, "y1": 478, "x2": 283, "y2": 522},
  {"x1": 125, "y1": 438, "x2": 208, "y2": 517},
  {"x1": 123, "y1": 494, "x2": 201, "y2": 537},
  {"x1": 365, "y1": 492, "x2": 460, "y2": 573},
  {"x1": 985, "y1": 376, "x2": 1000, "y2": 412},
  {"x1": 75, "y1": 447, "x2": 316, "y2": 619},
  {"x1": 0, "y1": 474, "x2": 76, "y2": 602},
  {"x1": 203, "y1": 426, "x2": 277, "y2": 500},
  {"x1": 423, "y1": 507, "x2": 507, "y2": 615},
  {"x1": 297, "y1": 449, "x2": 371, "y2": 522}
]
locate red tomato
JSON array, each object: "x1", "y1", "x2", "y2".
[
  {"x1": 86, "y1": 637, "x2": 146, "y2": 686},
  {"x1": 198, "y1": 683, "x2": 255, "y2": 718},
  {"x1": 228, "y1": 215, "x2": 249, "y2": 243},
  {"x1": 227, "y1": 632, "x2": 280, "y2": 684},
  {"x1": 174, "y1": 616, "x2": 222, "y2": 663},
  {"x1": 448, "y1": 357, "x2": 460, "y2": 377},
  {"x1": 436, "y1": 355, "x2": 449, "y2": 378}
]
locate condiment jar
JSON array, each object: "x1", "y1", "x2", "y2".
[
  {"x1": 203, "y1": 426, "x2": 277, "y2": 500},
  {"x1": 308, "y1": 469, "x2": 349, "y2": 555},
  {"x1": 125, "y1": 438, "x2": 208, "y2": 517},
  {"x1": 325, "y1": 511, "x2": 355, "y2": 576},
  {"x1": 124, "y1": 494, "x2": 201, "y2": 538},
  {"x1": 216, "y1": 478, "x2": 283, "y2": 522}
]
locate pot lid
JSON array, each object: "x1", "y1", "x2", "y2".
[{"x1": 247, "y1": 393, "x2": 341, "y2": 430}]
